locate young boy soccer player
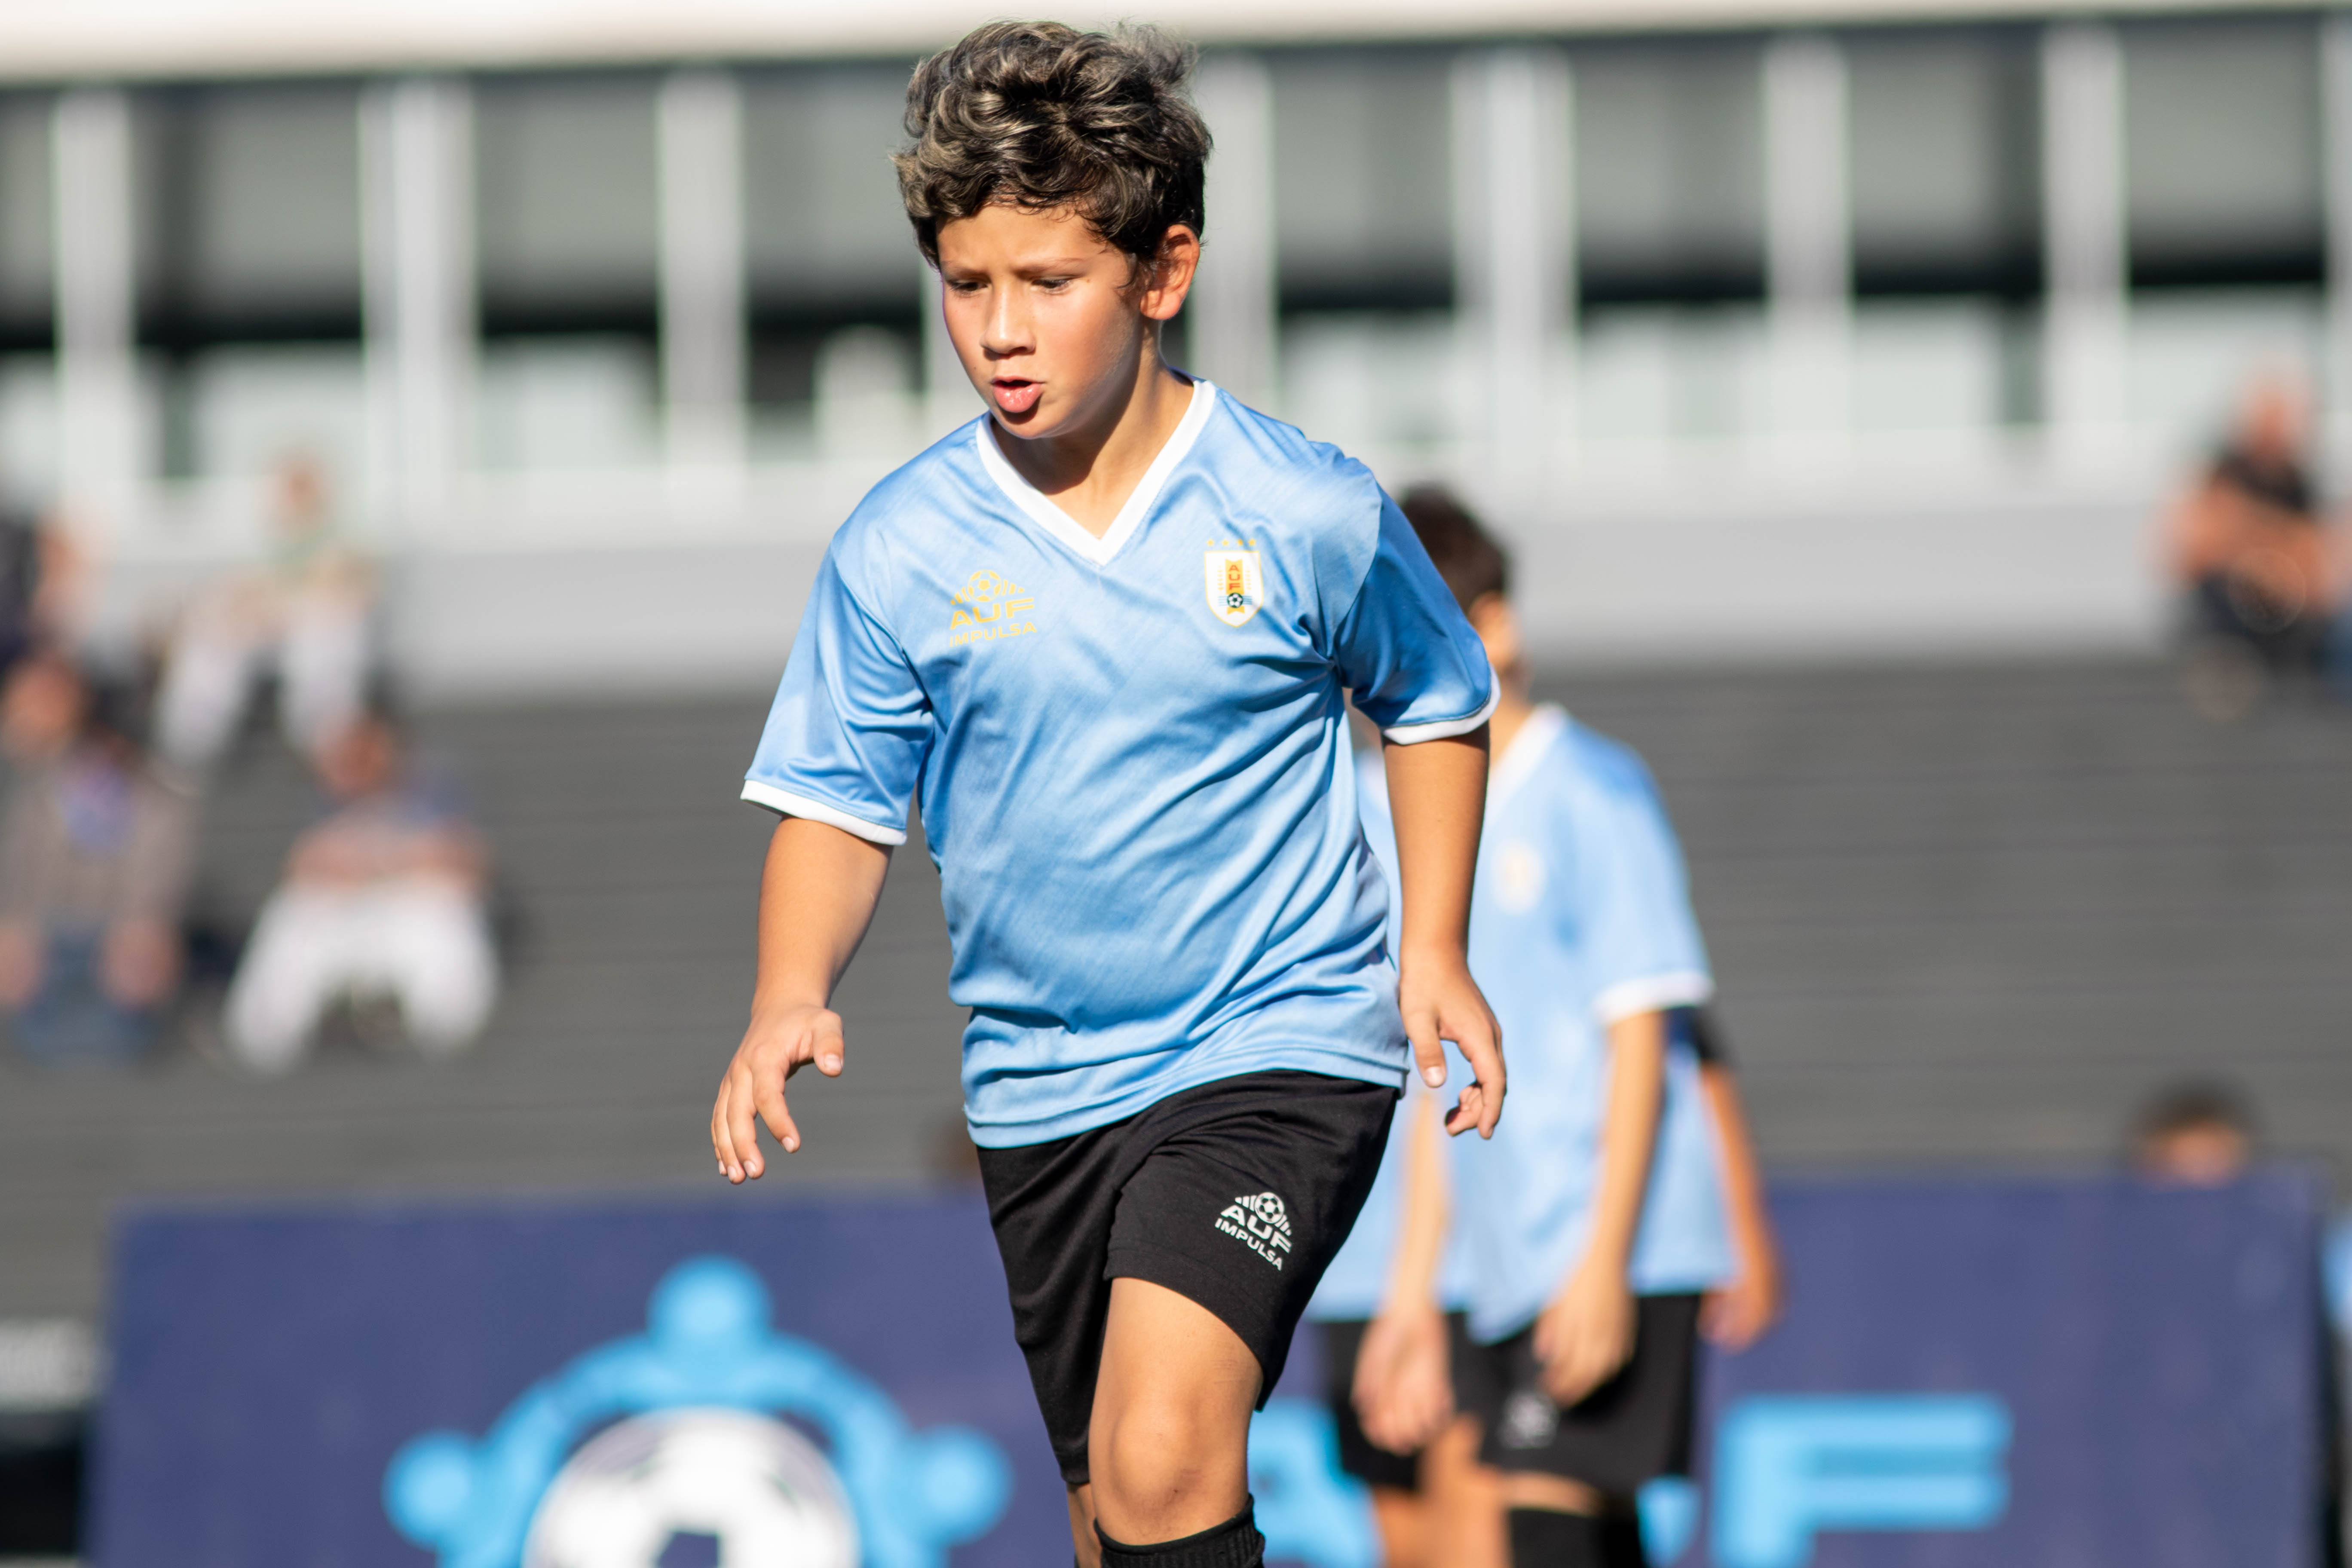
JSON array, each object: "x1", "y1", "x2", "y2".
[
  {"x1": 708, "y1": 24, "x2": 1507, "y2": 1568},
  {"x1": 1356, "y1": 489, "x2": 1735, "y2": 1568}
]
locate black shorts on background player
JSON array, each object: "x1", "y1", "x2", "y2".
[
  {"x1": 977, "y1": 1070, "x2": 1395, "y2": 1485},
  {"x1": 1455, "y1": 1294, "x2": 1703, "y2": 1495},
  {"x1": 1319, "y1": 1317, "x2": 1425, "y2": 1491}
]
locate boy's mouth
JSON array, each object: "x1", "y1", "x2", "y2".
[{"x1": 991, "y1": 377, "x2": 1043, "y2": 415}]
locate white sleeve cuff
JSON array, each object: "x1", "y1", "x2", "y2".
[
  {"x1": 739, "y1": 781, "x2": 909, "y2": 846},
  {"x1": 1593, "y1": 971, "x2": 1715, "y2": 1025},
  {"x1": 1380, "y1": 677, "x2": 1501, "y2": 744}
]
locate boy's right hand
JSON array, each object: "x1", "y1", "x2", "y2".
[
  {"x1": 711, "y1": 1002, "x2": 847, "y2": 1183},
  {"x1": 1354, "y1": 1301, "x2": 1455, "y2": 1455}
]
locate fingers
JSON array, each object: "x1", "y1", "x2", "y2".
[
  {"x1": 1405, "y1": 1011, "x2": 1447, "y2": 1090},
  {"x1": 1451, "y1": 1009, "x2": 1505, "y2": 1140},
  {"x1": 711, "y1": 1078, "x2": 752, "y2": 1185},
  {"x1": 751, "y1": 1065, "x2": 800, "y2": 1164},
  {"x1": 812, "y1": 1009, "x2": 846, "y2": 1077}
]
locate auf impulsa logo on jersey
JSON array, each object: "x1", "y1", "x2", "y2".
[
  {"x1": 949, "y1": 570, "x2": 1038, "y2": 647},
  {"x1": 1216, "y1": 1191, "x2": 1293, "y2": 1270}
]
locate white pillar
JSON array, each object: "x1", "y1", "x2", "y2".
[
  {"x1": 2042, "y1": 22, "x2": 2128, "y2": 465},
  {"x1": 2321, "y1": 15, "x2": 2352, "y2": 450},
  {"x1": 1453, "y1": 48, "x2": 1572, "y2": 510},
  {"x1": 921, "y1": 259, "x2": 971, "y2": 438},
  {"x1": 1764, "y1": 34, "x2": 1852, "y2": 459},
  {"x1": 362, "y1": 78, "x2": 475, "y2": 534},
  {"x1": 1188, "y1": 52, "x2": 1277, "y2": 409},
  {"x1": 51, "y1": 88, "x2": 139, "y2": 537},
  {"x1": 659, "y1": 68, "x2": 746, "y2": 473}
]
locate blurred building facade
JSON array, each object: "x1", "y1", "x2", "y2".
[{"x1": 0, "y1": 0, "x2": 2337, "y2": 686}]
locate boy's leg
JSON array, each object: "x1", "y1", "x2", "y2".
[
  {"x1": 1476, "y1": 1295, "x2": 1702, "y2": 1567},
  {"x1": 1089, "y1": 1277, "x2": 1263, "y2": 1551},
  {"x1": 980, "y1": 1073, "x2": 1393, "y2": 1564},
  {"x1": 224, "y1": 891, "x2": 346, "y2": 1072}
]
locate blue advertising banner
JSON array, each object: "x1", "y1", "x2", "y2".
[
  {"x1": 93, "y1": 1193, "x2": 1071, "y2": 1568},
  {"x1": 91, "y1": 1174, "x2": 2327, "y2": 1568},
  {"x1": 1675, "y1": 1173, "x2": 2328, "y2": 1568}
]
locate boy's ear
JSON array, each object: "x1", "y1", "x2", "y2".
[{"x1": 1138, "y1": 224, "x2": 1200, "y2": 322}]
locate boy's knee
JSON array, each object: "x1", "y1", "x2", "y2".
[{"x1": 1091, "y1": 1396, "x2": 1222, "y2": 1507}]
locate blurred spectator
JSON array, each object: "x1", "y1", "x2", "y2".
[
  {"x1": 223, "y1": 709, "x2": 496, "y2": 1073},
  {"x1": 0, "y1": 489, "x2": 80, "y2": 683},
  {"x1": 153, "y1": 452, "x2": 376, "y2": 772},
  {"x1": 2164, "y1": 375, "x2": 2348, "y2": 716},
  {"x1": 2131, "y1": 1078, "x2": 2255, "y2": 1185},
  {"x1": 0, "y1": 655, "x2": 191, "y2": 1066}
]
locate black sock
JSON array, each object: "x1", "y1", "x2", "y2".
[
  {"x1": 1507, "y1": 1507, "x2": 1609, "y2": 1567},
  {"x1": 1597, "y1": 1507, "x2": 1650, "y2": 1568},
  {"x1": 1096, "y1": 1497, "x2": 1264, "y2": 1567}
]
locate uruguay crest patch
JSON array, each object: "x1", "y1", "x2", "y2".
[{"x1": 1204, "y1": 549, "x2": 1263, "y2": 627}]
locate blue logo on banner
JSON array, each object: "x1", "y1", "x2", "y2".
[
  {"x1": 1247, "y1": 1400, "x2": 1382, "y2": 1568},
  {"x1": 1712, "y1": 1394, "x2": 2012, "y2": 1568},
  {"x1": 382, "y1": 1255, "x2": 1011, "y2": 1568}
]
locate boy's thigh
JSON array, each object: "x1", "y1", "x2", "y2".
[
  {"x1": 1458, "y1": 1293, "x2": 1703, "y2": 1498},
  {"x1": 976, "y1": 1071, "x2": 1396, "y2": 1486},
  {"x1": 1105, "y1": 1072, "x2": 1396, "y2": 1411}
]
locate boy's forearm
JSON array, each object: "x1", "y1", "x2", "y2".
[
  {"x1": 1380, "y1": 729, "x2": 1489, "y2": 962},
  {"x1": 1577, "y1": 1008, "x2": 1667, "y2": 1278},
  {"x1": 1701, "y1": 1064, "x2": 1777, "y2": 1266},
  {"x1": 750, "y1": 817, "x2": 893, "y2": 1015}
]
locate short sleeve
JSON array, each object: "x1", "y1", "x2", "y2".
[
  {"x1": 1575, "y1": 770, "x2": 1713, "y2": 1023},
  {"x1": 1331, "y1": 495, "x2": 1496, "y2": 743},
  {"x1": 741, "y1": 549, "x2": 930, "y2": 845}
]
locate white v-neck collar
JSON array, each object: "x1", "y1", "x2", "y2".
[
  {"x1": 1488, "y1": 703, "x2": 1567, "y2": 812},
  {"x1": 972, "y1": 380, "x2": 1217, "y2": 567}
]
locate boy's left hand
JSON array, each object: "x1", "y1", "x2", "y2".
[
  {"x1": 1533, "y1": 1256, "x2": 1636, "y2": 1407},
  {"x1": 1399, "y1": 949, "x2": 1504, "y2": 1138}
]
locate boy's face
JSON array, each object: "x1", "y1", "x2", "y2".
[{"x1": 934, "y1": 202, "x2": 1195, "y2": 441}]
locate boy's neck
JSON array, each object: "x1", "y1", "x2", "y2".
[{"x1": 989, "y1": 346, "x2": 1193, "y2": 538}]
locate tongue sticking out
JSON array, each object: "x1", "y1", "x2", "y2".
[{"x1": 992, "y1": 379, "x2": 1043, "y2": 415}]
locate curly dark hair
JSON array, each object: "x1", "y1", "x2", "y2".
[{"x1": 895, "y1": 21, "x2": 1211, "y2": 270}]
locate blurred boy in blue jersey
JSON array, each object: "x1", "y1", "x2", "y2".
[
  {"x1": 711, "y1": 26, "x2": 1506, "y2": 1568},
  {"x1": 1340, "y1": 487, "x2": 1773, "y2": 1568}
]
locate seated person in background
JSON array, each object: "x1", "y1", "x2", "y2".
[
  {"x1": 2164, "y1": 375, "x2": 2346, "y2": 698},
  {"x1": 154, "y1": 450, "x2": 376, "y2": 772},
  {"x1": 224, "y1": 707, "x2": 496, "y2": 1072},
  {"x1": 0, "y1": 655, "x2": 191, "y2": 1066},
  {"x1": 2130, "y1": 1078, "x2": 2254, "y2": 1186}
]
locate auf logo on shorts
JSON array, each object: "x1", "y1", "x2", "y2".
[
  {"x1": 1217, "y1": 1191, "x2": 1294, "y2": 1270},
  {"x1": 949, "y1": 569, "x2": 1038, "y2": 647}
]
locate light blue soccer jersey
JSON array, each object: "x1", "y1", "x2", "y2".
[
  {"x1": 744, "y1": 383, "x2": 1494, "y2": 1148},
  {"x1": 1358, "y1": 706, "x2": 1732, "y2": 1343}
]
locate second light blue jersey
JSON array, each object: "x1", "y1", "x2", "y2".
[
  {"x1": 744, "y1": 383, "x2": 1494, "y2": 1147},
  {"x1": 1305, "y1": 1083, "x2": 1472, "y2": 1321},
  {"x1": 1359, "y1": 706, "x2": 1733, "y2": 1342}
]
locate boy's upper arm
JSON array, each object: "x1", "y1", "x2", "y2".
[
  {"x1": 1328, "y1": 490, "x2": 1495, "y2": 743},
  {"x1": 1576, "y1": 764, "x2": 1713, "y2": 1025},
  {"x1": 742, "y1": 545, "x2": 931, "y2": 846}
]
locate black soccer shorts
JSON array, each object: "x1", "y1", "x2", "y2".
[
  {"x1": 1455, "y1": 1293, "x2": 1703, "y2": 1495},
  {"x1": 976, "y1": 1069, "x2": 1396, "y2": 1486}
]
